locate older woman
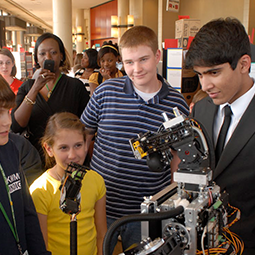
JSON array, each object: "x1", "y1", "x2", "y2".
[
  {"x1": 11, "y1": 33, "x2": 90, "y2": 164},
  {"x1": 0, "y1": 48, "x2": 22, "y2": 94}
]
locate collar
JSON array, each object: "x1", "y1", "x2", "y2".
[
  {"x1": 218, "y1": 80, "x2": 255, "y2": 120},
  {"x1": 123, "y1": 74, "x2": 169, "y2": 102}
]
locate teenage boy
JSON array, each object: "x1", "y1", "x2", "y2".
[
  {"x1": 0, "y1": 75, "x2": 50, "y2": 255},
  {"x1": 186, "y1": 17, "x2": 255, "y2": 254},
  {"x1": 81, "y1": 26, "x2": 189, "y2": 252}
]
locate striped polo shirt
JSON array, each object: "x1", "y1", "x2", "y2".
[{"x1": 81, "y1": 74, "x2": 189, "y2": 219}]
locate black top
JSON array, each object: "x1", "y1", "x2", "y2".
[
  {"x1": 0, "y1": 139, "x2": 50, "y2": 255},
  {"x1": 9, "y1": 132, "x2": 43, "y2": 185},
  {"x1": 11, "y1": 74, "x2": 90, "y2": 159}
]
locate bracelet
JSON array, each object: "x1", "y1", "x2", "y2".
[{"x1": 24, "y1": 95, "x2": 36, "y2": 105}]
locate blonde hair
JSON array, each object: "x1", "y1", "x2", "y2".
[
  {"x1": 191, "y1": 89, "x2": 208, "y2": 104},
  {"x1": 74, "y1": 53, "x2": 83, "y2": 66},
  {"x1": 60, "y1": 48, "x2": 72, "y2": 74},
  {"x1": 189, "y1": 89, "x2": 208, "y2": 113},
  {"x1": 41, "y1": 112, "x2": 86, "y2": 169},
  {"x1": 119, "y1": 26, "x2": 158, "y2": 54}
]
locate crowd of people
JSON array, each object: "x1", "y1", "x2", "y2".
[{"x1": 0, "y1": 17, "x2": 254, "y2": 255}]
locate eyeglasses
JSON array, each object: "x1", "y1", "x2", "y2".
[{"x1": 0, "y1": 61, "x2": 12, "y2": 66}]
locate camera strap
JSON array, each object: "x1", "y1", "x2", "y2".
[{"x1": 0, "y1": 163, "x2": 23, "y2": 255}]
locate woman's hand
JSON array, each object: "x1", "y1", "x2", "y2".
[
  {"x1": 99, "y1": 68, "x2": 111, "y2": 80},
  {"x1": 13, "y1": 69, "x2": 56, "y2": 128},
  {"x1": 32, "y1": 69, "x2": 56, "y2": 93}
]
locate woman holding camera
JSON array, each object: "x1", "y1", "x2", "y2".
[{"x1": 11, "y1": 33, "x2": 90, "y2": 165}]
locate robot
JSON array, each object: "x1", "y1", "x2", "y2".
[{"x1": 103, "y1": 108, "x2": 243, "y2": 255}]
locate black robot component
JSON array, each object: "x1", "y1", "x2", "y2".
[
  {"x1": 59, "y1": 162, "x2": 89, "y2": 214},
  {"x1": 59, "y1": 162, "x2": 90, "y2": 255},
  {"x1": 103, "y1": 108, "x2": 242, "y2": 255}
]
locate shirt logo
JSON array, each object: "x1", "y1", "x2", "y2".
[{"x1": 7, "y1": 173, "x2": 21, "y2": 194}]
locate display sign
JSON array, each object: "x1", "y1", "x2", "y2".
[
  {"x1": 166, "y1": 48, "x2": 183, "y2": 91},
  {"x1": 166, "y1": 0, "x2": 180, "y2": 12}
]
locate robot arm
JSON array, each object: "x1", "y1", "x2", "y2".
[
  {"x1": 130, "y1": 107, "x2": 211, "y2": 174},
  {"x1": 103, "y1": 108, "x2": 242, "y2": 255}
]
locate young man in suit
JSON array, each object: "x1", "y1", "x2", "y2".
[{"x1": 185, "y1": 17, "x2": 255, "y2": 254}]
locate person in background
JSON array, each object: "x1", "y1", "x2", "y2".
[
  {"x1": 75, "y1": 48, "x2": 100, "y2": 94},
  {"x1": 81, "y1": 25, "x2": 189, "y2": 253},
  {"x1": 72, "y1": 49, "x2": 77, "y2": 66},
  {"x1": 0, "y1": 75, "x2": 50, "y2": 255},
  {"x1": 68, "y1": 52, "x2": 83, "y2": 77},
  {"x1": 72, "y1": 53, "x2": 83, "y2": 74},
  {"x1": 186, "y1": 17, "x2": 255, "y2": 254},
  {"x1": 0, "y1": 48, "x2": 23, "y2": 94},
  {"x1": 30, "y1": 112, "x2": 106, "y2": 255},
  {"x1": 60, "y1": 48, "x2": 72, "y2": 75},
  {"x1": 74, "y1": 53, "x2": 83, "y2": 65},
  {"x1": 89, "y1": 41, "x2": 124, "y2": 95},
  {"x1": 189, "y1": 89, "x2": 207, "y2": 113},
  {"x1": 11, "y1": 33, "x2": 90, "y2": 165}
]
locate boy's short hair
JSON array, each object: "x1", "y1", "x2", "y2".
[
  {"x1": 119, "y1": 26, "x2": 158, "y2": 54},
  {"x1": 0, "y1": 75, "x2": 16, "y2": 109},
  {"x1": 185, "y1": 17, "x2": 251, "y2": 70}
]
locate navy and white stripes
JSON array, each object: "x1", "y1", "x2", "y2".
[{"x1": 81, "y1": 75, "x2": 189, "y2": 219}]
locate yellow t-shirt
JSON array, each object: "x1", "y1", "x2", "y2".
[
  {"x1": 30, "y1": 170, "x2": 106, "y2": 255},
  {"x1": 89, "y1": 69, "x2": 124, "y2": 86}
]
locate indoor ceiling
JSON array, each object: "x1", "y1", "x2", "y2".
[{"x1": 1, "y1": 0, "x2": 107, "y2": 32}]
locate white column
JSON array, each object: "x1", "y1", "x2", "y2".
[
  {"x1": 158, "y1": 0, "x2": 163, "y2": 56},
  {"x1": 84, "y1": 9, "x2": 90, "y2": 48},
  {"x1": 17, "y1": 31, "x2": 25, "y2": 49},
  {"x1": 130, "y1": 0, "x2": 143, "y2": 26},
  {"x1": 12, "y1": 31, "x2": 17, "y2": 51},
  {"x1": 75, "y1": 9, "x2": 85, "y2": 53},
  {"x1": 118, "y1": 0, "x2": 129, "y2": 39},
  {"x1": 243, "y1": 0, "x2": 250, "y2": 32},
  {"x1": 52, "y1": 0, "x2": 73, "y2": 61}
]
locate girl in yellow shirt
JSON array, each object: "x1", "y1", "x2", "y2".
[{"x1": 30, "y1": 112, "x2": 107, "y2": 255}]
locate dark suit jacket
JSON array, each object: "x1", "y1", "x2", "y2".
[{"x1": 191, "y1": 96, "x2": 255, "y2": 254}]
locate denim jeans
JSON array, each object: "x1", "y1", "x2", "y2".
[{"x1": 106, "y1": 216, "x2": 141, "y2": 254}]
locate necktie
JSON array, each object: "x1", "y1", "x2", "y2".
[{"x1": 215, "y1": 105, "x2": 232, "y2": 164}]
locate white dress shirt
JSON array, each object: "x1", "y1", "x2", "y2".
[{"x1": 213, "y1": 82, "x2": 255, "y2": 147}]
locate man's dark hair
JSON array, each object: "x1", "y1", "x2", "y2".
[{"x1": 185, "y1": 17, "x2": 251, "y2": 70}]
